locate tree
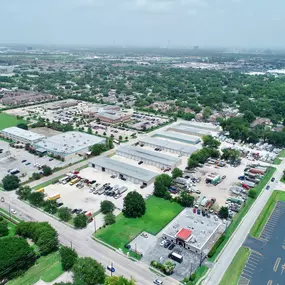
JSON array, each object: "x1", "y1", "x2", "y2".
[
  {"x1": 58, "y1": 207, "x2": 72, "y2": 222},
  {"x1": 0, "y1": 217, "x2": 8, "y2": 237},
  {"x1": 74, "y1": 213, "x2": 88, "y2": 229},
  {"x1": 59, "y1": 246, "x2": 78, "y2": 271},
  {"x1": 43, "y1": 200, "x2": 58, "y2": 214},
  {"x1": 105, "y1": 276, "x2": 136, "y2": 285},
  {"x1": 0, "y1": 237, "x2": 36, "y2": 280},
  {"x1": 42, "y1": 165, "x2": 52, "y2": 176},
  {"x1": 100, "y1": 200, "x2": 115, "y2": 214},
  {"x1": 218, "y1": 206, "x2": 229, "y2": 219},
  {"x1": 154, "y1": 174, "x2": 173, "y2": 198},
  {"x1": 202, "y1": 106, "x2": 212, "y2": 120},
  {"x1": 221, "y1": 148, "x2": 241, "y2": 161},
  {"x1": 243, "y1": 110, "x2": 256, "y2": 123},
  {"x1": 202, "y1": 135, "x2": 221, "y2": 149},
  {"x1": 16, "y1": 186, "x2": 32, "y2": 200},
  {"x1": 73, "y1": 257, "x2": 105, "y2": 285},
  {"x1": 28, "y1": 192, "x2": 45, "y2": 207},
  {"x1": 171, "y1": 168, "x2": 183, "y2": 179},
  {"x1": 2, "y1": 175, "x2": 20, "y2": 191},
  {"x1": 32, "y1": 172, "x2": 41, "y2": 180},
  {"x1": 104, "y1": 213, "x2": 116, "y2": 225},
  {"x1": 87, "y1": 127, "x2": 92, "y2": 134},
  {"x1": 248, "y1": 189, "x2": 257, "y2": 199},
  {"x1": 178, "y1": 191, "x2": 194, "y2": 207},
  {"x1": 17, "y1": 123, "x2": 28, "y2": 130},
  {"x1": 90, "y1": 143, "x2": 107, "y2": 156},
  {"x1": 123, "y1": 191, "x2": 146, "y2": 218}
]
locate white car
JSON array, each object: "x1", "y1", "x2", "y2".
[
  {"x1": 153, "y1": 279, "x2": 163, "y2": 285},
  {"x1": 160, "y1": 240, "x2": 166, "y2": 246},
  {"x1": 11, "y1": 209, "x2": 17, "y2": 214}
]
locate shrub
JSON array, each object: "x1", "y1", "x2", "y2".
[{"x1": 208, "y1": 234, "x2": 225, "y2": 258}]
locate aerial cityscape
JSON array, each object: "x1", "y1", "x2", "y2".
[{"x1": 1, "y1": 1, "x2": 285, "y2": 285}]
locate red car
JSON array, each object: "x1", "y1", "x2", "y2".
[
  {"x1": 193, "y1": 208, "x2": 197, "y2": 213},
  {"x1": 74, "y1": 170, "x2": 79, "y2": 174}
]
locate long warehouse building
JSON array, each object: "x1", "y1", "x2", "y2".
[
  {"x1": 154, "y1": 131, "x2": 201, "y2": 144},
  {"x1": 168, "y1": 125, "x2": 213, "y2": 138},
  {"x1": 117, "y1": 145, "x2": 181, "y2": 169},
  {"x1": 179, "y1": 122, "x2": 220, "y2": 132},
  {"x1": 89, "y1": 157, "x2": 158, "y2": 186},
  {"x1": 139, "y1": 137, "x2": 198, "y2": 156}
]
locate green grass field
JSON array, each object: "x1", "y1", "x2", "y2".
[
  {"x1": 273, "y1": 158, "x2": 282, "y2": 165},
  {"x1": 279, "y1": 149, "x2": 285, "y2": 158},
  {"x1": 219, "y1": 247, "x2": 250, "y2": 285},
  {"x1": 95, "y1": 196, "x2": 183, "y2": 249},
  {"x1": 192, "y1": 265, "x2": 208, "y2": 284},
  {"x1": 0, "y1": 113, "x2": 27, "y2": 130},
  {"x1": 209, "y1": 167, "x2": 276, "y2": 261},
  {"x1": 250, "y1": 190, "x2": 285, "y2": 238},
  {"x1": 7, "y1": 251, "x2": 63, "y2": 285}
]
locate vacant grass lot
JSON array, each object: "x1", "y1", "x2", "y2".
[
  {"x1": 250, "y1": 190, "x2": 285, "y2": 238},
  {"x1": 7, "y1": 251, "x2": 63, "y2": 285},
  {"x1": 209, "y1": 167, "x2": 276, "y2": 262},
  {"x1": 95, "y1": 196, "x2": 183, "y2": 249},
  {"x1": 273, "y1": 158, "x2": 282, "y2": 165},
  {"x1": 0, "y1": 113, "x2": 27, "y2": 130},
  {"x1": 279, "y1": 149, "x2": 285, "y2": 158},
  {"x1": 219, "y1": 247, "x2": 250, "y2": 285}
]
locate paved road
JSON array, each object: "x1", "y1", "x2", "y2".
[
  {"x1": 203, "y1": 159, "x2": 285, "y2": 285},
  {"x1": 1, "y1": 189, "x2": 178, "y2": 285}
]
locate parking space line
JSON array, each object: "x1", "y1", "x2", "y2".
[
  {"x1": 246, "y1": 264, "x2": 256, "y2": 270},
  {"x1": 273, "y1": 257, "x2": 281, "y2": 272},
  {"x1": 243, "y1": 268, "x2": 254, "y2": 275},
  {"x1": 242, "y1": 272, "x2": 252, "y2": 279}
]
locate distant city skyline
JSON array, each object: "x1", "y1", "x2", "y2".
[{"x1": 0, "y1": 0, "x2": 284, "y2": 48}]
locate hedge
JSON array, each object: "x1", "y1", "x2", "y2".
[{"x1": 208, "y1": 234, "x2": 225, "y2": 258}]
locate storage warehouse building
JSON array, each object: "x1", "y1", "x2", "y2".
[
  {"x1": 153, "y1": 131, "x2": 201, "y2": 144},
  {"x1": 35, "y1": 131, "x2": 105, "y2": 162},
  {"x1": 168, "y1": 124, "x2": 213, "y2": 138},
  {"x1": 89, "y1": 156, "x2": 158, "y2": 185},
  {"x1": 139, "y1": 137, "x2": 198, "y2": 156},
  {"x1": 1, "y1": 127, "x2": 46, "y2": 144},
  {"x1": 117, "y1": 145, "x2": 181, "y2": 169},
  {"x1": 179, "y1": 122, "x2": 220, "y2": 132}
]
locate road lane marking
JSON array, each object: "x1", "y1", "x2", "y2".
[{"x1": 274, "y1": 257, "x2": 281, "y2": 272}]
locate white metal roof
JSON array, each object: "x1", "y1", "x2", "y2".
[{"x1": 1, "y1": 127, "x2": 46, "y2": 142}]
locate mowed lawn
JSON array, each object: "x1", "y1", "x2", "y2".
[
  {"x1": 219, "y1": 247, "x2": 250, "y2": 285},
  {"x1": 96, "y1": 196, "x2": 183, "y2": 249},
  {"x1": 7, "y1": 251, "x2": 63, "y2": 285},
  {"x1": 0, "y1": 113, "x2": 27, "y2": 130}
]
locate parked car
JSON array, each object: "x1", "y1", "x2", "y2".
[
  {"x1": 193, "y1": 208, "x2": 196, "y2": 213},
  {"x1": 71, "y1": 209, "x2": 78, "y2": 214},
  {"x1": 25, "y1": 162, "x2": 31, "y2": 166},
  {"x1": 21, "y1": 160, "x2": 27, "y2": 163},
  {"x1": 138, "y1": 161, "x2": 143, "y2": 165},
  {"x1": 164, "y1": 240, "x2": 171, "y2": 248},
  {"x1": 57, "y1": 202, "x2": 63, "y2": 207},
  {"x1": 160, "y1": 240, "x2": 167, "y2": 246},
  {"x1": 153, "y1": 279, "x2": 163, "y2": 285},
  {"x1": 197, "y1": 209, "x2": 201, "y2": 215},
  {"x1": 266, "y1": 185, "x2": 270, "y2": 190},
  {"x1": 271, "y1": 177, "x2": 275, "y2": 182},
  {"x1": 10, "y1": 209, "x2": 17, "y2": 214},
  {"x1": 168, "y1": 243, "x2": 175, "y2": 250}
]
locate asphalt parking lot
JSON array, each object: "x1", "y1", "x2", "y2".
[
  {"x1": 241, "y1": 201, "x2": 285, "y2": 285},
  {"x1": 0, "y1": 140, "x2": 69, "y2": 182}
]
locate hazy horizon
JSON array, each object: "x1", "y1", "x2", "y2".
[{"x1": 0, "y1": 0, "x2": 284, "y2": 49}]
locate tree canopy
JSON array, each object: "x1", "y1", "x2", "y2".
[
  {"x1": 123, "y1": 191, "x2": 146, "y2": 218},
  {"x1": 2, "y1": 175, "x2": 20, "y2": 191},
  {"x1": 171, "y1": 168, "x2": 183, "y2": 179},
  {"x1": 100, "y1": 200, "x2": 115, "y2": 214},
  {"x1": 59, "y1": 246, "x2": 78, "y2": 271}
]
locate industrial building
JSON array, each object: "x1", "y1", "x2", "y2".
[
  {"x1": 179, "y1": 122, "x2": 220, "y2": 132},
  {"x1": 88, "y1": 156, "x2": 158, "y2": 185},
  {"x1": 153, "y1": 131, "x2": 201, "y2": 145},
  {"x1": 97, "y1": 110, "x2": 132, "y2": 124},
  {"x1": 117, "y1": 145, "x2": 181, "y2": 169},
  {"x1": 139, "y1": 137, "x2": 198, "y2": 156},
  {"x1": 35, "y1": 132, "x2": 105, "y2": 161},
  {"x1": 1, "y1": 127, "x2": 46, "y2": 144},
  {"x1": 168, "y1": 124, "x2": 213, "y2": 138},
  {"x1": 162, "y1": 208, "x2": 222, "y2": 254}
]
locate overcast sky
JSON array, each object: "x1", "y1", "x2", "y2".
[{"x1": 0, "y1": 0, "x2": 284, "y2": 48}]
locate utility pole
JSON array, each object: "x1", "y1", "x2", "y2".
[
  {"x1": 111, "y1": 262, "x2": 114, "y2": 277},
  {"x1": 9, "y1": 205, "x2": 11, "y2": 219},
  {"x1": 70, "y1": 240, "x2": 73, "y2": 249}
]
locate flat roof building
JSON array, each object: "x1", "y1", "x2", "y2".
[
  {"x1": 35, "y1": 132, "x2": 105, "y2": 158},
  {"x1": 154, "y1": 131, "x2": 201, "y2": 145},
  {"x1": 117, "y1": 145, "x2": 181, "y2": 169},
  {"x1": 168, "y1": 125, "x2": 213, "y2": 138},
  {"x1": 89, "y1": 156, "x2": 158, "y2": 185},
  {"x1": 179, "y1": 122, "x2": 220, "y2": 132},
  {"x1": 1, "y1": 127, "x2": 46, "y2": 144},
  {"x1": 139, "y1": 137, "x2": 198, "y2": 156},
  {"x1": 162, "y1": 208, "x2": 223, "y2": 254}
]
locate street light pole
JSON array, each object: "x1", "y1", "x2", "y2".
[
  {"x1": 9, "y1": 205, "x2": 11, "y2": 219},
  {"x1": 94, "y1": 216, "x2": 96, "y2": 232},
  {"x1": 111, "y1": 262, "x2": 114, "y2": 277}
]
